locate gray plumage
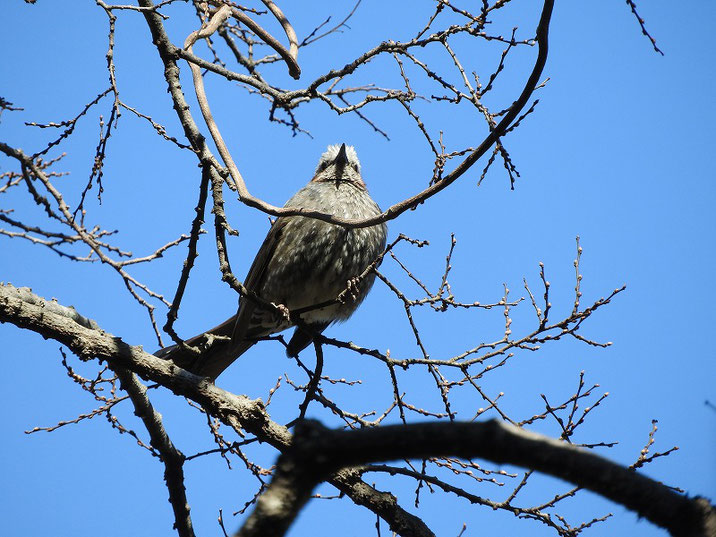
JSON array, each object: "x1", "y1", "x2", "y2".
[{"x1": 156, "y1": 144, "x2": 387, "y2": 379}]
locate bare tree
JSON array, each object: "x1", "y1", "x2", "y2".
[{"x1": 1, "y1": 1, "x2": 713, "y2": 536}]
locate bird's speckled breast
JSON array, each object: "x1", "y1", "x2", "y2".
[{"x1": 260, "y1": 181, "x2": 387, "y2": 324}]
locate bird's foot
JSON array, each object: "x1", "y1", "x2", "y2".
[
  {"x1": 341, "y1": 277, "x2": 362, "y2": 303},
  {"x1": 274, "y1": 303, "x2": 291, "y2": 323}
]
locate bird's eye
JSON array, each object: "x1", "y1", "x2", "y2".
[
  {"x1": 351, "y1": 163, "x2": 359, "y2": 172},
  {"x1": 317, "y1": 161, "x2": 329, "y2": 172}
]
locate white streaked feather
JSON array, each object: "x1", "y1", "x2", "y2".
[{"x1": 316, "y1": 144, "x2": 361, "y2": 173}]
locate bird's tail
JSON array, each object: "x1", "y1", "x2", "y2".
[
  {"x1": 285, "y1": 322, "x2": 329, "y2": 357},
  {"x1": 154, "y1": 315, "x2": 253, "y2": 380}
]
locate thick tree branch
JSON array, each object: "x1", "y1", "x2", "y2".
[
  {"x1": 0, "y1": 282, "x2": 433, "y2": 537},
  {"x1": 237, "y1": 420, "x2": 715, "y2": 537}
]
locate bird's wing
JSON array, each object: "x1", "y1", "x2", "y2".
[{"x1": 231, "y1": 217, "x2": 289, "y2": 342}]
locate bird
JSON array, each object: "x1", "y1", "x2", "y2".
[{"x1": 156, "y1": 144, "x2": 387, "y2": 380}]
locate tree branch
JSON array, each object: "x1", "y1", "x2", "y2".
[
  {"x1": 237, "y1": 419, "x2": 715, "y2": 537},
  {"x1": 0, "y1": 282, "x2": 433, "y2": 537},
  {"x1": 113, "y1": 367, "x2": 195, "y2": 537},
  {"x1": 140, "y1": 0, "x2": 555, "y2": 229}
]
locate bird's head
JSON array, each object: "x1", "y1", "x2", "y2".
[{"x1": 312, "y1": 143, "x2": 365, "y2": 188}]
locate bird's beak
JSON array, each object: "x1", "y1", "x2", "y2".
[{"x1": 334, "y1": 143, "x2": 349, "y2": 167}]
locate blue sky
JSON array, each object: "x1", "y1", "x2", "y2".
[{"x1": 1, "y1": 1, "x2": 714, "y2": 536}]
